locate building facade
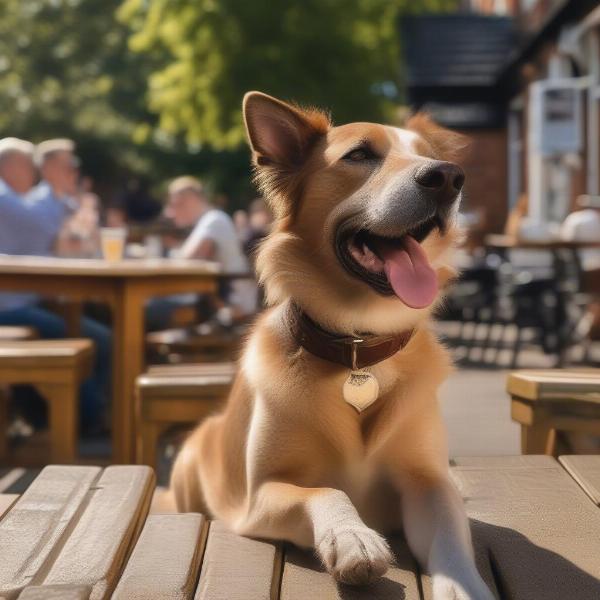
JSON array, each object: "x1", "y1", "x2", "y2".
[{"x1": 403, "y1": 0, "x2": 600, "y2": 237}]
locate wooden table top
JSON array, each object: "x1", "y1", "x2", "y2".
[
  {"x1": 485, "y1": 234, "x2": 600, "y2": 250},
  {"x1": 0, "y1": 255, "x2": 220, "y2": 277},
  {"x1": 2, "y1": 455, "x2": 600, "y2": 599}
]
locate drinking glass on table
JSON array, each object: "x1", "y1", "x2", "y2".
[{"x1": 100, "y1": 227, "x2": 127, "y2": 261}]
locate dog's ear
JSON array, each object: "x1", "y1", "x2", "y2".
[
  {"x1": 243, "y1": 91, "x2": 330, "y2": 168},
  {"x1": 406, "y1": 113, "x2": 469, "y2": 163}
]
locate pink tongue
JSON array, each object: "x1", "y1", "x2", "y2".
[{"x1": 380, "y1": 235, "x2": 438, "y2": 308}]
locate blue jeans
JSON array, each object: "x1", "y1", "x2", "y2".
[
  {"x1": 0, "y1": 305, "x2": 111, "y2": 429},
  {"x1": 145, "y1": 297, "x2": 185, "y2": 331}
]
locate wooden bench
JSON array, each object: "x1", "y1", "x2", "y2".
[
  {"x1": 508, "y1": 369, "x2": 600, "y2": 455},
  {"x1": 146, "y1": 324, "x2": 247, "y2": 364},
  {"x1": 0, "y1": 327, "x2": 38, "y2": 462},
  {"x1": 0, "y1": 340, "x2": 94, "y2": 463},
  {"x1": 136, "y1": 363, "x2": 236, "y2": 468},
  {"x1": 0, "y1": 326, "x2": 38, "y2": 342},
  {"x1": 2, "y1": 456, "x2": 600, "y2": 598}
]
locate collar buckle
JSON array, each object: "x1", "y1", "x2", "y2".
[{"x1": 351, "y1": 338, "x2": 363, "y2": 371}]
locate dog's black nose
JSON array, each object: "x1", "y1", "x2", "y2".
[{"x1": 414, "y1": 161, "x2": 465, "y2": 202}]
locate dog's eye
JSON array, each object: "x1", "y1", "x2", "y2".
[{"x1": 342, "y1": 147, "x2": 376, "y2": 162}]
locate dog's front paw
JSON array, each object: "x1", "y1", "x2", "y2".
[
  {"x1": 316, "y1": 525, "x2": 393, "y2": 585},
  {"x1": 432, "y1": 573, "x2": 495, "y2": 600}
]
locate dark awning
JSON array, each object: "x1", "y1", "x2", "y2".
[{"x1": 402, "y1": 14, "x2": 515, "y2": 89}]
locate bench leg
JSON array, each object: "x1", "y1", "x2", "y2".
[
  {"x1": 37, "y1": 383, "x2": 78, "y2": 464},
  {"x1": 521, "y1": 423, "x2": 556, "y2": 455}
]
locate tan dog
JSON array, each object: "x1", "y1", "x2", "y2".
[{"x1": 171, "y1": 92, "x2": 493, "y2": 600}]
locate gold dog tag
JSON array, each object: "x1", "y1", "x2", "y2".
[
  {"x1": 343, "y1": 339, "x2": 380, "y2": 412},
  {"x1": 343, "y1": 370, "x2": 379, "y2": 412}
]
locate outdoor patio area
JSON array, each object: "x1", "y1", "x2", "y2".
[{"x1": 2, "y1": 0, "x2": 600, "y2": 598}]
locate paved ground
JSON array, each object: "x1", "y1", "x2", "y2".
[
  {"x1": 436, "y1": 320, "x2": 600, "y2": 457},
  {"x1": 440, "y1": 368, "x2": 520, "y2": 457}
]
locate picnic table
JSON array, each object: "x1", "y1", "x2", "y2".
[
  {"x1": 483, "y1": 234, "x2": 600, "y2": 364},
  {"x1": 2, "y1": 455, "x2": 600, "y2": 599},
  {"x1": 0, "y1": 255, "x2": 220, "y2": 463},
  {"x1": 484, "y1": 233, "x2": 600, "y2": 294},
  {"x1": 484, "y1": 234, "x2": 600, "y2": 251}
]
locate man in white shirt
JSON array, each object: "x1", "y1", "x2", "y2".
[
  {"x1": 147, "y1": 177, "x2": 256, "y2": 329},
  {"x1": 168, "y1": 176, "x2": 249, "y2": 274}
]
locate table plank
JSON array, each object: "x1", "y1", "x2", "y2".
[
  {"x1": 485, "y1": 234, "x2": 600, "y2": 250},
  {"x1": 559, "y1": 455, "x2": 600, "y2": 506},
  {"x1": 452, "y1": 455, "x2": 600, "y2": 599},
  {"x1": 194, "y1": 521, "x2": 282, "y2": 600},
  {"x1": 112, "y1": 513, "x2": 206, "y2": 600},
  {"x1": 147, "y1": 363, "x2": 237, "y2": 376},
  {"x1": 0, "y1": 256, "x2": 220, "y2": 277},
  {"x1": 280, "y1": 537, "x2": 423, "y2": 600},
  {"x1": 279, "y1": 546, "x2": 343, "y2": 600},
  {"x1": 17, "y1": 585, "x2": 90, "y2": 599},
  {"x1": 0, "y1": 466, "x2": 101, "y2": 599},
  {"x1": 42, "y1": 466, "x2": 154, "y2": 600},
  {"x1": 0, "y1": 495, "x2": 18, "y2": 520},
  {"x1": 507, "y1": 370, "x2": 600, "y2": 402}
]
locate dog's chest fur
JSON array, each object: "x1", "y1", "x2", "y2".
[
  {"x1": 241, "y1": 306, "x2": 433, "y2": 473},
  {"x1": 243, "y1": 306, "x2": 412, "y2": 415}
]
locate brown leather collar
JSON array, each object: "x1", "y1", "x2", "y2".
[{"x1": 289, "y1": 304, "x2": 414, "y2": 369}]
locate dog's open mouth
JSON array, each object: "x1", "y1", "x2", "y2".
[{"x1": 336, "y1": 216, "x2": 444, "y2": 308}]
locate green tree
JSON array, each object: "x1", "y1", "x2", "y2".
[
  {"x1": 0, "y1": 0, "x2": 155, "y2": 188},
  {"x1": 0, "y1": 0, "x2": 457, "y2": 209},
  {"x1": 120, "y1": 0, "x2": 458, "y2": 150},
  {"x1": 0, "y1": 0, "x2": 268, "y2": 205}
]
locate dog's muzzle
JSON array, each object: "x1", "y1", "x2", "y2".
[{"x1": 334, "y1": 159, "x2": 464, "y2": 296}]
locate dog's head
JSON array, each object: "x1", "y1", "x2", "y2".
[{"x1": 243, "y1": 91, "x2": 467, "y2": 334}]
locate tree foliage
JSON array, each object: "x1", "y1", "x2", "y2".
[
  {"x1": 0, "y1": 0, "x2": 457, "y2": 207},
  {"x1": 120, "y1": 0, "x2": 458, "y2": 149},
  {"x1": 0, "y1": 0, "x2": 155, "y2": 185}
]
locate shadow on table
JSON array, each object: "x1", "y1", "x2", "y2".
[
  {"x1": 283, "y1": 520, "x2": 600, "y2": 599},
  {"x1": 283, "y1": 536, "x2": 417, "y2": 600},
  {"x1": 471, "y1": 519, "x2": 600, "y2": 599}
]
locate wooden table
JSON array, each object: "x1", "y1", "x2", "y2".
[
  {"x1": 0, "y1": 256, "x2": 220, "y2": 463},
  {"x1": 484, "y1": 234, "x2": 600, "y2": 283},
  {"x1": 484, "y1": 233, "x2": 600, "y2": 290},
  {"x1": 484, "y1": 235, "x2": 600, "y2": 364},
  {"x1": 485, "y1": 234, "x2": 600, "y2": 251},
  {"x1": 2, "y1": 456, "x2": 600, "y2": 598}
]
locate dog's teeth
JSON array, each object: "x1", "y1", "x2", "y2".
[{"x1": 362, "y1": 244, "x2": 375, "y2": 259}]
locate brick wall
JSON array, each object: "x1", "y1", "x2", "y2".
[{"x1": 459, "y1": 129, "x2": 509, "y2": 234}]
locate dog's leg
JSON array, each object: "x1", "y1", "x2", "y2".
[
  {"x1": 170, "y1": 425, "x2": 211, "y2": 514},
  {"x1": 237, "y1": 482, "x2": 393, "y2": 585},
  {"x1": 401, "y1": 476, "x2": 494, "y2": 600},
  {"x1": 382, "y1": 396, "x2": 494, "y2": 600}
]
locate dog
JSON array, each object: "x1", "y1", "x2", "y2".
[{"x1": 171, "y1": 91, "x2": 494, "y2": 600}]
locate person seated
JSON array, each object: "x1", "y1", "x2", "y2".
[
  {"x1": 0, "y1": 138, "x2": 66, "y2": 249},
  {"x1": 243, "y1": 197, "x2": 273, "y2": 261},
  {"x1": 31, "y1": 137, "x2": 79, "y2": 197},
  {"x1": 58, "y1": 191, "x2": 101, "y2": 258},
  {"x1": 0, "y1": 137, "x2": 111, "y2": 435},
  {"x1": 561, "y1": 195, "x2": 600, "y2": 271},
  {"x1": 146, "y1": 176, "x2": 257, "y2": 329},
  {"x1": 504, "y1": 193, "x2": 528, "y2": 239},
  {"x1": 29, "y1": 138, "x2": 100, "y2": 257},
  {"x1": 233, "y1": 208, "x2": 251, "y2": 244}
]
